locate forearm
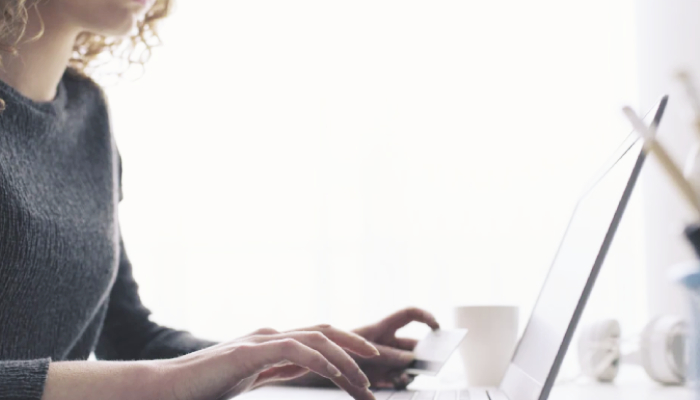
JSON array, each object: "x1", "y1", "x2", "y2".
[{"x1": 42, "y1": 360, "x2": 164, "y2": 400}]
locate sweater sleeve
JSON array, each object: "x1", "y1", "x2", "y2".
[
  {"x1": 95, "y1": 145, "x2": 216, "y2": 361},
  {"x1": 0, "y1": 359, "x2": 50, "y2": 400},
  {"x1": 95, "y1": 235, "x2": 217, "y2": 361}
]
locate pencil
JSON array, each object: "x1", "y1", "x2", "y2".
[
  {"x1": 622, "y1": 106, "x2": 700, "y2": 216},
  {"x1": 676, "y1": 71, "x2": 700, "y2": 138}
]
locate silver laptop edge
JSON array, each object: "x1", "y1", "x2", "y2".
[{"x1": 499, "y1": 96, "x2": 668, "y2": 400}]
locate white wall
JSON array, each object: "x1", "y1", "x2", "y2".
[
  {"x1": 103, "y1": 2, "x2": 645, "y2": 375},
  {"x1": 635, "y1": 0, "x2": 700, "y2": 319}
]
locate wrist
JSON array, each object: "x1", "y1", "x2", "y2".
[
  {"x1": 137, "y1": 360, "x2": 175, "y2": 400},
  {"x1": 114, "y1": 361, "x2": 167, "y2": 400}
]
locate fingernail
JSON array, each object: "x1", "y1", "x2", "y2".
[
  {"x1": 328, "y1": 364, "x2": 342, "y2": 377},
  {"x1": 367, "y1": 342, "x2": 380, "y2": 356},
  {"x1": 400, "y1": 351, "x2": 415, "y2": 363},
  {"x1": 364, "y1": 388, "x2": 377, "y2": 400},
  {"x1": 357, "y1": 373, "x2": 371, "y2": 388}
]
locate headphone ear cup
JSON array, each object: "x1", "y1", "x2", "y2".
[
  {"x1": 578, "y1": 319, "x2": 621, "y2": 382},
  {"x1": 640, "y1": 315, "x2": 687, "y2": 385}
]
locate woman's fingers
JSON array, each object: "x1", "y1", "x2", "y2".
[
  {"x1": 380, "y1": 307, "x2": 440, "y2": 332},
  {"x1": 293, "y1": 324, "x2": 380, "y2": 358},
  {"x1": 245, "y1": 338, "x2": 343, "y2": 381},
  {"x1": 253, "y1": 365, "x2": 309, "y2": 388},
  {"x1": 249, "y1": 327, "x2": 280, "y2": 336},
  {"x1": 367, "y1": 343, "x2": 415, "y2": 368},
  {"x1": 330, "y1": 375, "x2": 377, "y2": 400},
  {"x1": 392, "y1": 337, "x2": 419, "y2": 351},
  {"x1": 392, "y1": 372, "x2": 414, "y2": 390},
  {"x1": 275, "y1": 332, "x2": 371, "y2": 388},
  {"x1": 370, "y1": 369, "x2": 412, "y2": 390},
  {"x1": 242, "y1": 336, "x2": 376, "y2": 400}
]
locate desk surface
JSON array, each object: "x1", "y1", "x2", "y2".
[
  {"x1": 242, "y1": 366, "x2": 693, "y2": 400},
  {"x1": 407, "y1": 353, "x2": 694, "y2": 400},
  {"x1": 549, "y1": 368, "x2": 692, "y2": 400}
]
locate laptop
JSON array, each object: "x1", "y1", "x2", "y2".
[{"x1": 240, "y1": 96, "x2": 669, "y2": 400}]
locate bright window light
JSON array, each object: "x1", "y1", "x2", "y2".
[{"x1": 105, "y1": 1, "x2": 643, "y2": 362}]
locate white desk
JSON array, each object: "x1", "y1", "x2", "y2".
[
  {"x1": 242, "y1": 366, "x2": 693, "y2": 399},
  {"x1": 241, "y1": 350, "x2": 693, "y2": 399},
  {"x1": 549, "y1": 368, "x2": 693, "y2": 400},
  {"x1": 409, "y1": 361, "x2": 693, "y2": 400}
]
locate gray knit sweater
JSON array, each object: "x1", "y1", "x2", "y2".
[{"x1": 0, "y1": 68, "x2": 215, "y2": 400}]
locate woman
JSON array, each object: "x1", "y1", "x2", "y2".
[{"x1": 0, "y1": 0, "x2": 441, "y2": 399}]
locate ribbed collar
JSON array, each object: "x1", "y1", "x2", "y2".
[{"x1": 0, "y1": 71, "x2": 68, "y2": 117}]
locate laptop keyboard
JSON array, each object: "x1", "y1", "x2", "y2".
[{"x1": 385, "y1": 390, "x2": 470, "y2": 400}]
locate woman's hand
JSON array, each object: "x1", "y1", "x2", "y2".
[
  {"x1": 156, "y1": 325, "x2": 380, "y2": 400},
  {"x1": 353, "y1": 307, "x2": 440, "y2": 389},
  {"x1": 284, "y1": 307, "x2": 440, "y2": 391},
  {"x1": 41, "y1": 310, "x2": 437, "y2": 400}
]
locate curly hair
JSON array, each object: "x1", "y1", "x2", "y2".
[{"x1": 0, "y1": 0, "x2": 171, "y2": 109}]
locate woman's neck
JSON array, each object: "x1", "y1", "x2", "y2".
[{"x1": 0, "y1": 4, "x2": 81, "y2": 102}]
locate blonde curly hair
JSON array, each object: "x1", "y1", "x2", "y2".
[{"x1": 0, "y1": 0, "x2": 171, "y2": 109}]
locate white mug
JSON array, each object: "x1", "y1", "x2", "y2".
[{"x1": 454, "y1": 305, "x2": 519, "y2": 387}]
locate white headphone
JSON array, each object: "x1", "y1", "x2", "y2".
[{"x1": 577, "y1": 316, "x2": 687, "y2": 384}]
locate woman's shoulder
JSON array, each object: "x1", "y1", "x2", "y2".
[
  {"x1": 62, "y1": 67, "x2": 109, "y2": 107},
  {"x1": 60, "y1": 67, "x2": 116, "y2": 148},
  {"x1": 62, "y1": 67, "x2": 100, "y2": 88}
]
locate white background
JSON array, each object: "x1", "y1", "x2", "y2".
[{"x1": 104, "y1": 0, "x2": 647, "y2": 375}]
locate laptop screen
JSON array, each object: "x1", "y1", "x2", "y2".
[{"x1": 502, "y1": 98, "x2": 667, "y2": 400}]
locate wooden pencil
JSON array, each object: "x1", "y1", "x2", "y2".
[{"x1": 622, "y1": 106, "x2": 700, "y2": 216}]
